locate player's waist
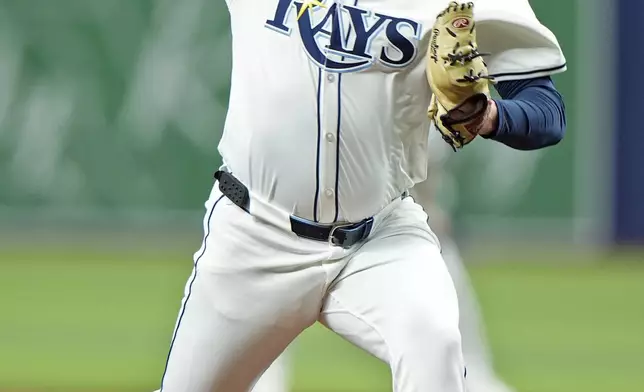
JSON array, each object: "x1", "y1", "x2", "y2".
[{"x1": 213, "y1": 170, "x2": 406, "y2": 248}]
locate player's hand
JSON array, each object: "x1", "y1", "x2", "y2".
[{"x1": 426, "y1": 1, "x2": 495, "y2": 151}]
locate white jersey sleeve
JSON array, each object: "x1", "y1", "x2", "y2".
[{"x1": 473, "y1": 0, "x2": 567, "y2": 81}]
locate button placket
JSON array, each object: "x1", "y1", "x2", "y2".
[{"x1": 318, "y1": 70, "x2": 340, "y2": 222}]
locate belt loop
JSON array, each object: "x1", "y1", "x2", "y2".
[{"x1": 361, "y1": 218, "x2": 374, "y2": 241}]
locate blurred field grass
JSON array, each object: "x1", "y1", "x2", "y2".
[{"x1": 0, "y1": 244, "x2": 643, "y2": 392}]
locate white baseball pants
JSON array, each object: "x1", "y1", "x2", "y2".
[
  {"x1": 251, "y1": 239, "x2": 515, "y2": 392},
  {"x1": 158, "y1": 183, "x2": 466, "y2": 392}
]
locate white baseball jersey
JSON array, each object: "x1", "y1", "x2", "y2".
[{"x1": 218, "y1": 0, "x2": 566, "y2": 224}]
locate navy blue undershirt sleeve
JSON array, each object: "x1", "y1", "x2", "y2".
[{"x1": 484, "y1": 76, "x2": 566, "y2": 150}]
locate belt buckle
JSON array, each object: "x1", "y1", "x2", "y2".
[{"x1": 328, "y1": 221, "x2": 358, "y2": 248}]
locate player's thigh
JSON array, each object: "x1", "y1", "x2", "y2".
[
  {"x1": 321, "y1": 235, "x2": 461, "y2": 359},
  {"x1": 319, "y1": 200, "x2": 464, "y2": 389},
  {"x1": 323, "y1": 197, "x2": 460, "y2": 336},
  {"x1": 161, "y1": 191, "x2": 330, "y2": 392}
]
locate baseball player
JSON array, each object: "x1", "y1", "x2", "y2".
[{"x1": 157, "y1": 1, "x2": 567, "y2": 391}]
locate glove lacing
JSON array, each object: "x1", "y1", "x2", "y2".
[{"x1": 443, "y1": 29, "x2": 495, "y2": 84}]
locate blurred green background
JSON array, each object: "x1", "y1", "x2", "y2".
[
  {"x1": 2, "y1": 245, "x2": 643, "y2": 392},
  {"x1": 0, "y1": 0, "x2": 641, "y2": 391}
]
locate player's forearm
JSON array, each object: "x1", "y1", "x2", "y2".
[{"x1": 477, "y1": 76, "x2": 567, "y2": 151}]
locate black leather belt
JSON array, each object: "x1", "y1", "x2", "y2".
[{"x1": 214, "y1": 170, "x2": 374, "y2": 248}]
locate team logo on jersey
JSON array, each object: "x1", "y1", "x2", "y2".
[{"x1": 265, "y1": 0, "x2": 423, "y2": 73}]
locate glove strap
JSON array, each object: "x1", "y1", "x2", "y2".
[{"x1": 440, "y1": 93, "x2": 489, "y2": 127}]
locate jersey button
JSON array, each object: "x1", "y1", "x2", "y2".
[
  {"x1": 324, "y1": 188, "x2": 334, "y2": 197},
  {"x1": 325, "y1": 132, "x2": 335, "y2": 142},
  {"x1": 326, "y1": 73, "x2": 335, "y2": 82}
]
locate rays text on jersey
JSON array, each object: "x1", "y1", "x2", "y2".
[{"x1": 265, "y1": 0, "x2": 423, "y2": 73}]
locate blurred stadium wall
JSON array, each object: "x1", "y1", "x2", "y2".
[
  {"x1": 614, "y1": 0, "x2": 644, "y2": 245},
  {"x1": 0, "y1": 0, "x2": 624, "y2": 247}
]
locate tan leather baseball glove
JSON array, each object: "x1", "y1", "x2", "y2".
[{"x1": 426, "y1": 2, "x2": 494, "y2": 150}]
